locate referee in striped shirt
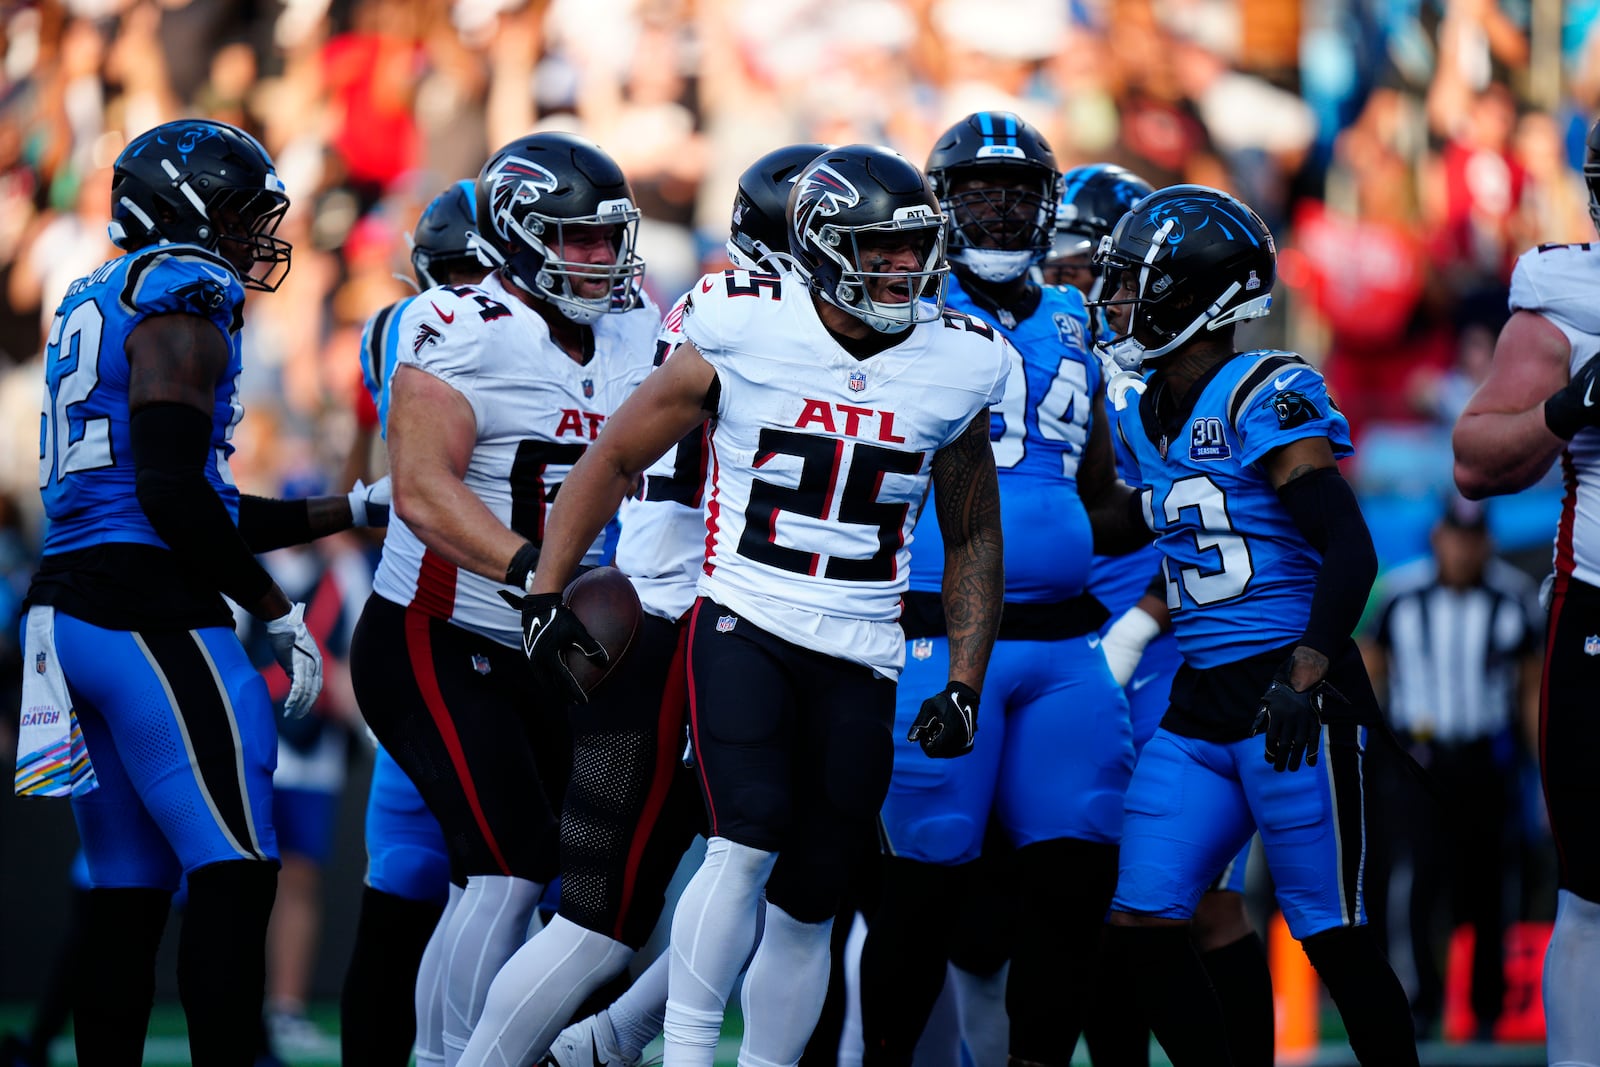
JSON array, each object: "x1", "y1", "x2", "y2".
[{"x1": 1366, "y1": 494, "x2": 1542, "y2": 1041}]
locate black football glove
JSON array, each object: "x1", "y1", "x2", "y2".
[
  {"x1": 907, "y1": 681, "x2": 980, "y2": 759},
  {"x1": 497, "y1": 589, "x2": 608, "y2": 706},
  {"x1": 1251, "y1": 663, "x2": 1347, "y2": 773},
  {"x1": 1545, "y1": 355, "x2": 1600, "y2": 440}
]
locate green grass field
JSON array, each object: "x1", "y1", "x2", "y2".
[{"x1": 0, "y1": 1001, "x2": 1551, "y2": 1067}]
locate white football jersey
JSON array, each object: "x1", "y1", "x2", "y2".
[
  {"x1": 614, "y1": 290, "x2": 709, "y2": 623},
  {"x1": 1509, "y1": 242, "x2": 1600, "y2": 587},
  {"x1": 373, "y1": 272, "x2": 659, "y2": 648},
  {"x1": 681, "y1": 268, "x2": 1010, "y2": 677}
]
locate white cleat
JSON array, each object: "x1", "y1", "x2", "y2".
[{"x1": 542, "y1": 1011, "x2": 638, "y2": 1067}]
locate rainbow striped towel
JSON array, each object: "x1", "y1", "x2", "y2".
[{"x1": 14, "y1": 606, "x2": 97, "y2": 797}]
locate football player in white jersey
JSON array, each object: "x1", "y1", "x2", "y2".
[
  {"x1": 347, "y1": 131, "x2": 658, "y2": 1067},
  {"x1": 1452, "y1": 116, "x2": 1600, "y2": 1066},
  {"x1": 516, "y1": 143, "x2": 1152, "y2": 1067},
  {"x1": 457, "y1": 142, "x2": 832, "y2": 1067}
]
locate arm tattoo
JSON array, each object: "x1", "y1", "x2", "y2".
[
  {"x1": 1288, "y1": 645, "x2": 1331, "y2": 691},
  {"x1": 1283, "y1": 463, "x2": 1320, "y2": 485},
  {"x1": 932, "y1": 411, "x2": 1004, "y2": 686}
]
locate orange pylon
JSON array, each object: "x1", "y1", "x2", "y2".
[{"x1": 1269, "y1": 911, "x2": 1319, "y2": 1055}]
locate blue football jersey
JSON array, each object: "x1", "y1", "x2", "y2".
[
  {"x1": 1117, "y1": 351, "x2": 1354, "y2": 667},
  {"x1": 908, "y1": 278, "x2": 1100, "y2": 602},
  {"x1": 40, "y1": 245, "x2": 246, "y2": 557},
  {"x1": 358, "y1": 293, "x2": 419, "y2": 437}
]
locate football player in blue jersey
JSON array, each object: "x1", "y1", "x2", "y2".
[
  {"x1": 1090, "y1": 185, "x2": 1418, "y2": 1066},
  {"x1": 18, "y1": 118, "x2": 387, "y2": 1067},
  {"x1": 1051, "y1": 165, "x2": 1275, "y2": 1067},
  {"x1": 339, "y1": 178, "x2": 489, "y2": 1067},
  {"x1": 862, "y1": 112, "x2": 1144, "y2": 1067}
]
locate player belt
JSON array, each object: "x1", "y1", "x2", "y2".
[{"x1": 899, "y1": 591, "x2": 1110, "y2": 642}]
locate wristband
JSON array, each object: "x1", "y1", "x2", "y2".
[{"x1": 505, "y1": 542, "x2": 541, "y2": 590}]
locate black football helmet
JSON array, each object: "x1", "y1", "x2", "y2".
[
  {"x1": 728, "y1": 143, "x2": 832, "y2": 272},
  {"x1": 473, "y1": 132, "x2": 645, "y2": 324},
  {"x1": 1089, "y1": 185, "x2": 1275, "y2": 368},
  {"x1": 788, "y1": 144, "x2": 948, "y2": 334},
  {"x1": 1586, "y1": 117, "x2": 1600, "y2": 237},
  {"x1": 925, "y1": 111, "x2": 1061, "y2": 283},
  {"x1": 108, "y1": 119, "x2": 291, "y2": 291},
  {"x1": 410, "y1": 180, "x2": 484, "y2": 290},
  {"x1": 1052, "y1": 163, "x2": 1155, "y2": 262}
]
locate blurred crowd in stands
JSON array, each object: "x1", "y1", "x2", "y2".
[{"x1": 0, "y1": 0, "x2": 1595, "y2": 524}]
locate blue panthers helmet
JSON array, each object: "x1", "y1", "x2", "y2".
[
  {"x1": 925, "y1": 111, "x2": 1061, "y2": 283},
  {"x1": 1052, "y1": 163, "x2": 1154, "y2": 262},
  {"x1": 109, "y1": 119, "x2": 291, "y2": 291},
  {"x1": 411, "y1": 180, "x2": 483, "y2": 289},
  {"x1": 1089, "y1": 184, "x2": 1274, "y2": 367}
]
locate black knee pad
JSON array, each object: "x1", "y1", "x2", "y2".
[
  {"x1": 766, "y1": 826, "x2": 883, "y2": 925},
  {"x1": 766, "y1": 853, "x2": 850, "y2": 925}
]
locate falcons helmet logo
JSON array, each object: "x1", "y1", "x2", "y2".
[
  {"x1": 793, "y1": 164, "x2": 861, "y2": 240},
  {"x1": 487, "y1": 156, "x2": 560, "y2": 241}
]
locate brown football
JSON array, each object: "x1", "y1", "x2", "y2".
[{"x1": 562, "y1": 566, "x2": 642, "y2": 696}]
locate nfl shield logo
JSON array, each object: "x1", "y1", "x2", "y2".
[
  {"x1": 471, "y1": 653, "x2": 492, "y2": 675},
  {"x1": 1585, "y1": 635, "x2": 1600, "y2": 657},
  {"x1": 716, "y1": 615, "x2": 737, "y2": 633},
  {"x1": 35, "y1": 651, "x2": 46, "y2": 674},
  {"x1": 911, "y1": 637, "x2": 934, "y2": 661},
  {"x1": 848, "y1": 369, "x2": 867, "y2": 392},
  {"x1": 582, "y1": 378, "x2": 594, "y2": 399}
]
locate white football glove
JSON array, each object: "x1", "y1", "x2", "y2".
[
  {"x1": 1100, "y1": 605, "x2": 1162, "y2": 688},
  {"x1": 264, "y1": 602, "x2": 324, "y2": 719},
  {"x1": 347, "y1": 476, "x2": 392, "y2": 528}
]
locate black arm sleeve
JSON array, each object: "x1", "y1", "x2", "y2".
[
  {"x1": 130, "y1": 402, "x2": 275, "y2": 610},
  {"x1": 237, "y1": 495, "x2": 316, "y2": 552},
  {"x1": 1276, "y1": 466, "x2": 1378, "y2": 657}
]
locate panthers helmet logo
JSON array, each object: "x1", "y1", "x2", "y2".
[
  {"x1": 134, "y1": 122, "x2": 222, "y2": 165},
  {"x1": 793, "y1": 164, "x2": 861, "y2": 242},
  {"x1": 170, "y1": 124, "x2": 220, "y2": 161},
  {"x1": 1146, "y1": 196, "x2": 1266, "y2": 251},
  {"x1": 1271, "y1": 389, "x2": 1319, "y2": 430},
  {"x1": 487, "y1": 156, "x2": 560, "y2": 241}
]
